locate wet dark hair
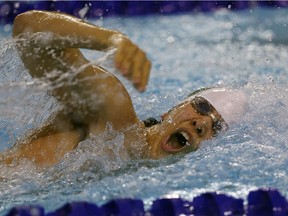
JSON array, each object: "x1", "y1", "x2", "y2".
[{"x1": 143, "y1": 117, "x2": 160, "y2": 127}]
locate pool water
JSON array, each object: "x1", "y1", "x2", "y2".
[{"x1": 0, "y1": 7, "x2": 288, "y2": 214}]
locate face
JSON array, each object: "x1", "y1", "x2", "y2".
[{"x1": 145, "y1": 98, "x2": 224, "y2": 159}]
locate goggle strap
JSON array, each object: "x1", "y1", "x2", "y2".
[{"x1": 208, "y1": 113, "x2": 217, "y2": 123}]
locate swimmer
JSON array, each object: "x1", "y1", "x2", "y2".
[{"x1": 0, "y1": 10, "x2": 247, "y2": 168}]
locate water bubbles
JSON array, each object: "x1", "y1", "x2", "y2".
[
  {"x1": 93, "y1": 8, "x2": 104, "y2": 17},
  {"x1": 0, "y1": 3, "x2": 11, "y2": 16},
  {"x1": 166, "y1": 36, "x2": 175, "y2": 43},
  {"x1": 167, "y1": 117, "x2": 173, "y2": 124},
  {"x1": 78, "y1": 4, "x2": 90, "y2": 19},
  {"x1": 1, "y1": 7, "x2": 288, "y2": 215},
  {"x1": 95, "y1": 19, "x2": 103, "y2": 27},
  {"x1": 4, "y1": 24, "x2": 11, "y2": 32},
  {"x1": 14, "y1": 2, "x2": 20, "y2": 9}
]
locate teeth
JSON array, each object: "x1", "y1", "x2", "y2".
[{"x1": 180, "y1": 131, "x2": 190, "y2": 141}]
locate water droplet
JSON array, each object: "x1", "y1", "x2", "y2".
[
  {"x1": 4, "y1": 24, "x2": 11, "y2": 32},
  {"x1": 14, "y1": 2, "x2": 20, "y2": 9},
  {"x1": 167, "y1": 36, "x2": 175, "y2": 43},
  {"x1": 78, "y1": 4, "x2": 90, "y2": 19},
  {"x1": 95, "y1": 19, "x2": 103, "y2": 27},
  {"x1": 0, "y1": 3, "x2": 11, "y2": 16},
  {"x1": 227, "y1": 5, "x2": 231, "y2": 10}
]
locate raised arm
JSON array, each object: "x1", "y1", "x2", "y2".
[
  {"x1": 13, "y1": 10, "x2": 150, "y2": 91},
  {"x1": 2, "y1": 10, "x2": 150, "y2": 167},
  {"x1": 12, "y1": 10, "x2": 150, "y2": 127}
]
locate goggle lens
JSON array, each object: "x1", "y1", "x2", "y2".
[
  {"x1": 192, "y1": 97, "x2": 212, "y2": 115},
  {"x1": 190, "y1": 97, "x2": 227, "y2": 134}
]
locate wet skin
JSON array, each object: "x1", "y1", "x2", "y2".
[
  {"x1": 0, "y1": 10, "x2": 222, "y2": 169},
  {"x1": 146, "y1": 100, "x2": 221, "y2": 159}
]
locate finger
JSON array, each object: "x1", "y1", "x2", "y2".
[
  {"x1": 139, "y1": 60, "x2": 151, "y2": 92},
  {"x1": 132, "y1": 54, "x2": 151, "y2": 92},
  {"x1": 120, "y1": 46, "x2": 138, "y2": 75},
  {"x1": 131, "y1": 50, "x2": 145, "y2": 85},
  {"x1": 137, "y1": 60, "x2": 151, "y2": 92},
  {"x1": 114, "y1": 44, "x2": 127, "y2": 71}
]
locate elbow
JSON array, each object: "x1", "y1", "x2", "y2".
[{"x1": 12, "y1": 10, "x2": 43, "y2": 38}]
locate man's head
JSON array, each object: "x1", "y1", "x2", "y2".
[{"x1": 145, "y1": 87, "x2": 248, "y2": 159}]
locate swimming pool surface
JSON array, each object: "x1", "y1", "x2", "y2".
[{"x1": 1, "y1": 7, "x2": 288, "y2": 215}]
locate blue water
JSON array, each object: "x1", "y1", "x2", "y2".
[{"x1": 1, "y1": 7, "x2": 288, "y2": 215}]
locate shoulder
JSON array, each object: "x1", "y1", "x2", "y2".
[{"x1": 89, "y1": 65, "x2": 140, "y2": 131}]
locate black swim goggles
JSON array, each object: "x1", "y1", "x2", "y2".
[{"x1": 189, "y1": 96, "x2": 228, "y2": 135}]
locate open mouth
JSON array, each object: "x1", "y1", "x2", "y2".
[{"x1": 161, "y1": 130, "x2": 191, "y2": 153}]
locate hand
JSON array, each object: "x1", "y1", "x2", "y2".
[{"x1": 111, "y1": 34, "x2": 151, "y2": 92}]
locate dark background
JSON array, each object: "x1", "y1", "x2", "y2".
[{"x1": 1, "y1": 1, "x2": 288, "y2": 24}]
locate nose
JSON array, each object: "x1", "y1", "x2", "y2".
[{"x1": 192, "y1": 120, "x2": 208, "y2": 137}]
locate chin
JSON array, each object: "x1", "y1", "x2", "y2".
[{"x1": 145, "y1": 124, "x2": 167, "y2": 159}]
